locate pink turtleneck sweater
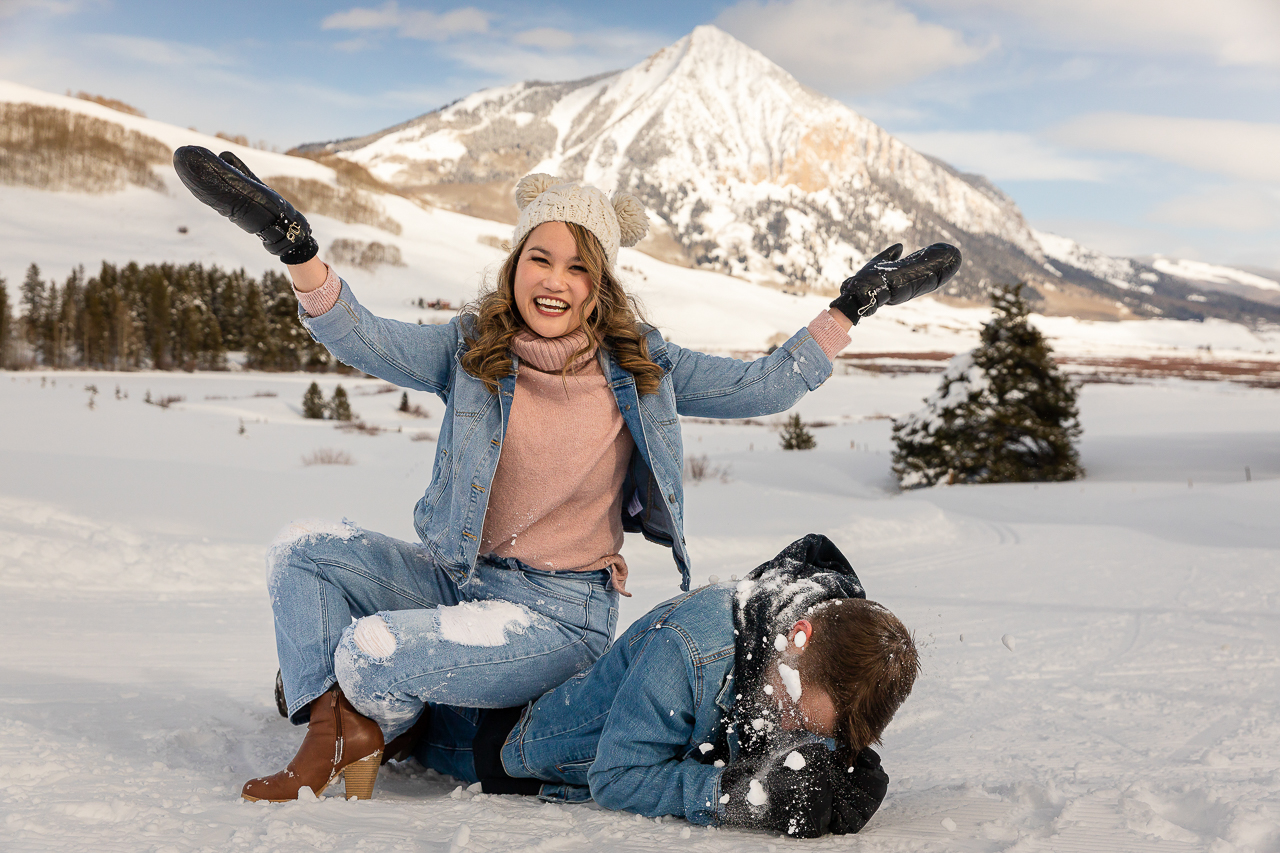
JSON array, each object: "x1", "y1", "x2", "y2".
[
  {"x1": 482, "y1": 329, "x2": 634, "y2": 589},
  {"x1": 295, "y1": 265, "x2": 852, "y2": 596}
]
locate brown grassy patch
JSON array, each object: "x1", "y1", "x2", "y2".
[
  {"x1": 267, "y1": 175, "x2": 402, "y2": 235},
  {"x1": 0, "y1": 103, "x2": 169, "y2": 192},
  {"x1": 328, "y1": 238, "x2": 405, "y2": 270},
  {"x1": 286, "y1": 150, "x2": 402, "y2": 196},
  {"x1": 413, "y1": 179, "x2": 518, "y2": 224},
  {"x1": 73, "y1": 92, "x2": 145, "y2": 117},
  {"x1": 1063, "y1": 356, "x2": 1280, "y2": 388}
]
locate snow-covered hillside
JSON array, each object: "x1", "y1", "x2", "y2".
[
  {"x1": 1036, "y1": 229, "x2": 1280, "y2": 314},
  {"x1": 2, "y1": 368, "x2": 1278, "y2": 852},
  {"x1": 4, "y1": 77, "x2": 1280, "y2": 362}
]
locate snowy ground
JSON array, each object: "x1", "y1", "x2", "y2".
[{"x1": 2, "y1": 368, "x2": 1278, "y2": 853}]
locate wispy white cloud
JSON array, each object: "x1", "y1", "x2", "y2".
[
  {"x1": 922, "y1": 0, "x2": 1280, "y2": 67},
  {"x1": 1050, "y1": 113, "x2": 1280, "y2": 182},
  {"x1": 0, "y1": 0, "x2": 84, "y2": 18},
  {"x1": 1034, "y1": 217, "x2": 1214, "y2": 262},
  {"x1": 715, "y1": 0, "x2": 993, "y2": 94},
  {"x1": 1151, "y1": 184, "x2": 1280, "y2": 232},
  {"x1": 89, "y1": 34, "x2": 238, "y2": 70},
  {"x1": 321, "y1": 2, "x2": 490, "y2": 42},
  {"x1": 513, "y1": 27, "x2": 576, "y2": 51},
  {"x1": 444, "y1": 27, "x2": 664, "y2": 82},
  {"x1": 897, "y1": 130, "x2": 1107, "y2": 182}
]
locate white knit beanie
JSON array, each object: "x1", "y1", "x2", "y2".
[{"x1": 512, "y1": 173, "x2": 649, "y2": 266}]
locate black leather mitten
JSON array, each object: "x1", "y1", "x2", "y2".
[
  {"x1": 173, "y1": 145, "x2": 318, "y2": 265},
  {"x1": 831, "y1": 243, "x2": 961, "y2": 323}
]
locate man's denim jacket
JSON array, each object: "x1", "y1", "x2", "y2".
[
  {"x1": 301, "y1": 280, "x2": 836, "y2": 589},
  {"x1": 502, "y1": 582, "x2": 742, "y2": 825}
]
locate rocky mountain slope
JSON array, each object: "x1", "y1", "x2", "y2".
[{"x1": 300, "y1": 26, "x2": 1280, "y2": 326}]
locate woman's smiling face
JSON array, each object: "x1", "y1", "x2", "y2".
[{"x1": 513, "y1": 221, "x2": 595, "y2": 338}]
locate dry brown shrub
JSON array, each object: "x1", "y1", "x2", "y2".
[
  {"x1": 302, "y1": 448, "x2": 354, "y2": 466},
  {"x1": 0, "y1": 103, "x2": 169, "y2": 192},
  {"x1": 267, "y1": 175, "x2": 402, "y2": 235},
  {"x1": 335, "y1": 418, "x2": 383, "y2": 435},
  {"x1": 328, "y1": 238, "x2": 405, "y2": 270},
  {"x1": 683, "y1": 453, "x2": 731, "y2": 484},
  {"x1": 74, "y1": 92, "x2": 145, "y2": 117}
]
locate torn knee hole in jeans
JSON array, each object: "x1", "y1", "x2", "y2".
[{"x1": 353, "y1": 615, "x2": 397, "y2": 658}]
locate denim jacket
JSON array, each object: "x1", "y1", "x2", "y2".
[
  {"x1": 501, "y1": 583, "x2": 741, "y2": 824},
  {"x1": 300, "y1": 279, "x2": 837, "y2": 589}
]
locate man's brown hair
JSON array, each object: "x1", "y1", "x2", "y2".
[{"x1": 799, "y1": 598, "x2": 919, "y2": 753}]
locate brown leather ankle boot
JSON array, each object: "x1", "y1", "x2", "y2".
[{"x1": 242, "y1": 687, "x2": 384, "y2": 802}]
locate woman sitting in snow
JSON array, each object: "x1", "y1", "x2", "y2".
[
  {"x1": 412, "y1": 534, "x2": 919, "y2": 838},
  {"x1": 173, "y1": 146, "x2": 955, "y2": 804}
]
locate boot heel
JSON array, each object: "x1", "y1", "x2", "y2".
[{"x1": 341, "y1": 752, "x2": 382, "y2": 800}]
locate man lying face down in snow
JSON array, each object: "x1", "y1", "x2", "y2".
[{"x1": 398, "y1": 534, "x2": 918, "y2": 838}]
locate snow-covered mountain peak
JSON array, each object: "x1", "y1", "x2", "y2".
[{"x1": 309, "y1": 27, "x2": 1049, "y2": 291}]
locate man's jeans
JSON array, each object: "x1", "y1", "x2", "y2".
[{"x1": 267, "y1": 520, "x2": 618, "y2": 740}]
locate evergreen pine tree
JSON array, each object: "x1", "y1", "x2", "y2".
[
  {"x1": 892, "y1": 283, "x2": 1083, "y2": 488},
  {"x1": 0, "y1": 275, "x2": 10, "y2": 368},
  {"x1": 200, "y1": 307, "x2": 226, "y2": 371},
  {"x1": 218, "y1": 270, "x2": 246, "y2": 351},
  {"x1": 58, "y1": 267, "x2": 83, "y2": 368},
  {"x1": 329, "y1": 384, "x2": 354, "y2": 421},
  {"x1": 779, "y1": 413, "x2": 816, "y2": 450},
  {"x1": 144, "y1": 265, "x2": 173, "y2": 369},
  {"x1": 39, "y1": 283, "x2": 60, "y2": 367},
  {"x1": 302, "y1": 382, "x2": 326, "y2": 419},
  {"x1": 20, "y1": 263, "x2": 45, "y2": 360},
  {"x1": 399, "y1": 391, "x2": 410, "y2": 413},
  {"x1": 241, "y1": 281, "x2": 276, "y2": 370}
]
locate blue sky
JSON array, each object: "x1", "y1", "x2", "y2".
[{"x1": 3, "y1": 0, "x2": 1278, "y2": 270}]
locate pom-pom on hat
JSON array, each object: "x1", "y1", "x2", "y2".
[{"x1": 512, "y1": 173, "x2": 649, "y2": 266}]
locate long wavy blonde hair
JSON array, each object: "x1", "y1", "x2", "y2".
[{"x1": 460, "y1": 221, "x2": 664, "y2": 396}]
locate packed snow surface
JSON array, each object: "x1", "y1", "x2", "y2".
[{"x1": 1, "y1": 367, "x2": 1279, "y2": 852}]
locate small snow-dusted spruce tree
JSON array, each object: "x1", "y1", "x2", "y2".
[
  {"x1": 302, "y1": 382, "x2": 326, "y2": 419},
  {"x1": 779, "y1": 413, "x2": 816, "y2": 450},
  {"x1": 892, "y1": 283, "x2": 1083, "y2": 488},
  {"x1": 399, "y1": 391, "x2": 410, "y2": 413},
  {"x1": 329, "y1": 384, "x2": 354, "y2": 422}
]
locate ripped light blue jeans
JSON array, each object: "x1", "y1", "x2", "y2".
[{"x1": 266, "y1": 520, "x2": 618, "y2": 741}]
